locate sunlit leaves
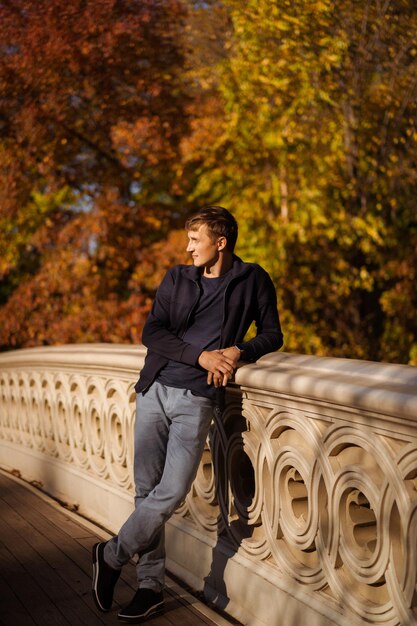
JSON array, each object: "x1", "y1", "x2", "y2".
[
  {"x1": 0, "y1": 0, "x2": 189, "y2": 349},
  {"x1": 0, "y1": 0, "x2": 416, "y2": 363},
  {"x1": 182, "y1": 0, "x2": 417, "y2": 363}
]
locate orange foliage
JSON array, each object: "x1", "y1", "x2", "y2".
[{"x1": 0, "y1": 0, "x2": 190, "y2": 350}]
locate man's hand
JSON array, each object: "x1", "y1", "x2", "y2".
[
  {"x1": 198, "y1": 346, "x2": 241, "y2": 387},
  {"x1": 220, "y1": 346, "x2": 241, "y2": 369}
]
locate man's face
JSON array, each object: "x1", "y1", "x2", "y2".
[{"x1": 186, "y1": 224, "x2": 221, "y2": 268}]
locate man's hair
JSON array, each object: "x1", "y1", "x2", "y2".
[{"x1": 185, "y1": 206, "x2": 238, "y2": 252}]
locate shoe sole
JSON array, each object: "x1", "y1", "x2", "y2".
[
  {"x1": 118, "y1": 600, "x2": 165, "y2": 623},
  {"x1": 92, "y1": 542, "x2": 111, "y2": 612}
]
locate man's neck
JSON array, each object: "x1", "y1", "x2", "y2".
[{"x1": 202, "y1": 252, "x2": 233, "y2": 278}]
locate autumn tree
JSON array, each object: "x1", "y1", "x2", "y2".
[
  {"x1": 182, "y1": 0, "x2": 417, "y2": 363},
  {"x1": 1, "y1": 0, "x2": 416, "y2": 364},
  {"x1": 0, "y1": 0, "x2": 189, "y2": 348}
]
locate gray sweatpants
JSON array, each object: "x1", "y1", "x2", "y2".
[{"x1": 104, "y1": 381, "x2": 214, "y2": 591}]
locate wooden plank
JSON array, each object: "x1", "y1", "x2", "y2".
[
  {"x1": 0, "y1": 474, "x2": 94, "y2": 540},
  {"x1": 0, "y1": 489, "x2": 164, "y2": 623},
  {"x1": 2, "y1": 506, "x2": 120, "y2": 626},
  {"x1": 0, "y1": 478, "x2": 106, "y2": 580},
  {"x1": 0, "y1": 538, "x2": 69, "y2": 626},
  {"x1": 0, "y1": 569, "x2": 36, "y2": 626},
  {"x1": 0, "y1": 506, "x2": 110, "y2": 625},
  {"x1": 0, "y1": 487, "x2": 116, "y2": 624},
  {"x1": 0, "y1": 473, "x2": 225, "y2": 626},
  {"x1": 1, "y1": 485, "x2": 196, "y2": 620}
]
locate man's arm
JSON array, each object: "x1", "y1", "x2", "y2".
[
  {"x1": 141, "y1": 269, "x2": 203, "y2": 366},
  {"x1": 214, "y1": 267, "x2": 283, "y2": 386},
  {"x1": 234, "y1": 268, "x2": 283, "y2": 362}
]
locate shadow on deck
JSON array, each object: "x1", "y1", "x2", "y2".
[{"x1": 0, "y1": 470, "x2": 237, "y2": 626}]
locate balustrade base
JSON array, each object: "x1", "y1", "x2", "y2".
[
  {"x1": 0, "y1": 441, "x2": 134, "y2": 532},
  {"x1": 165, "y1": 517, "x2": 356, "y2": 626}
]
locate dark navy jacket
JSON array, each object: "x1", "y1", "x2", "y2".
[{"x1": 134, "y1": 255, "x2": 283, "y2": 394}]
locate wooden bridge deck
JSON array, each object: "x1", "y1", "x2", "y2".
[{"x1": 0, "y1": 470, "x2": 236, "y2": 626}]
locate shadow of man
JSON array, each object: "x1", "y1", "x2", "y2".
[{"x1": 203, "y1": 392, "x2": 257, "y2": 613}]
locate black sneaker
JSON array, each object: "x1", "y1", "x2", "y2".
[
  {"x1": 118, "y1": 588, "x2": 164, "y2": 622},
  {"x1": 92, "y1": 541, "x2": 121, "y2": 612}
]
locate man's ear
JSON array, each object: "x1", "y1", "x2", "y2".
[{"x1": 217, "y1": 236, "x2": 227, "y2": 251}]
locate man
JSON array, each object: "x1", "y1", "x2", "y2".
[{"x1": 92, "y1": 206, "x2": 283, "y2": 622}]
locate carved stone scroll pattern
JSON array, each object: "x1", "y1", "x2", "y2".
[
  {"x1": 0, "y1": 369, "x2": 136, "y2": 493},
  {"x1": 182, "y1": 397, "x2": 417, "y2": 626},
  {"x1": 2, "y1": 360, "x2": 417, "y2": 626}
]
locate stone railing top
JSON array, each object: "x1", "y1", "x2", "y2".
[
  {"x1": 236, "y1": 351, "x2": 417, "y2": 422},
  {"x1": 1, "y1": 344, "x2": 416, "y2": 422},
  {"x1": 0, "y1": 343, "x2": 146, "y2": 377}
]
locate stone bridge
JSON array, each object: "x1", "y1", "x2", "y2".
[{"x1": 1, "y1": 344, "x2": 417, "y2": 626}]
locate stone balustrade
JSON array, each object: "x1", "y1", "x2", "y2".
[{"x1": 1, "y1": 344, "x2": 417, "y2": 626}]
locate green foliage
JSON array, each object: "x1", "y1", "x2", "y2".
[
  {"x1": 0, "y1": 187, "x2": 72, "y2": 277},
  {"x1": 183, "y1": 0, "x2": 417, "y2": 363}
]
